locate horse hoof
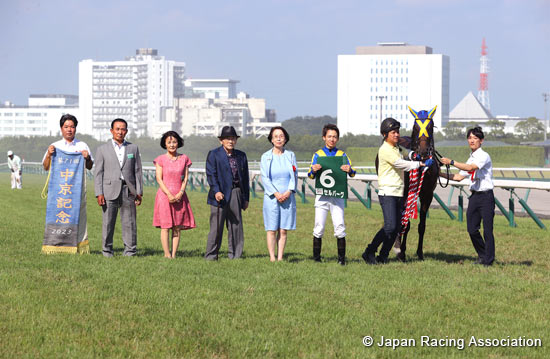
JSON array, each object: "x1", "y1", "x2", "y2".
[
  {"x1": 417, "y1": 252, "x2": 424, "y2": 261},
  {"x1": 396, "y1": 252, "x2": 406, "y2": 262}
]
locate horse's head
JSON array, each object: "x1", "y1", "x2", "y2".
[{"x1": 408, "y1": 106, "x2": 437, "y2": 158}]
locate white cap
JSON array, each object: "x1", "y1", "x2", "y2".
[{"x1": 7, "y1": 150, "x2": 13, "y2": 156}]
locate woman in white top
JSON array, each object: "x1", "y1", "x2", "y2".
[{"x1": 440, "y1": 126, "x2": 495, "y2": 266}]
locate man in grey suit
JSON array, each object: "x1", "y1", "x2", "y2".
[{"x1": 94, "y1": 118, "x2": 143, "y2": 257}]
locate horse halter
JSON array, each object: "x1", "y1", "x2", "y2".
[{"x1": 408, "y1": 105, "x2": 450, "y2": 187}]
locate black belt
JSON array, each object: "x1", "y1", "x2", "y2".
[{"x1": 471, "y1": 189, "x2": 493, "y2": 194}]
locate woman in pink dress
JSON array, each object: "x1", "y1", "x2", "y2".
[{"x1": 153, "y1": 131, "x2": 196, "y2": 258}]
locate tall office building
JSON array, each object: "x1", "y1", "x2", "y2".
[
  {"x1": 79, "y1": 49, "x2": 186, "y2": 140},
  {"x1": 338, "y1": 43, "x2": 450, "y2": 135}
]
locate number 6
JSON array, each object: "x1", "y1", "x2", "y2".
[{"x1": 320, "y1": 169, "x2": 335, "y2": 188}]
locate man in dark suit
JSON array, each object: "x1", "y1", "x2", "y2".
[
  {"x1": 205, "y1": 126, "x2": 250, "y2": 260},
  {"x1": 94, "y1": 118, "x2": 143, "y2": 257}
]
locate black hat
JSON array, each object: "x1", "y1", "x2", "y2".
[
  {"x1": 218, "y1": 126, "x2": 240, "y2": 139},
  {"x1": 380, "y1": 117, "x2": 401, "y2": 135}
]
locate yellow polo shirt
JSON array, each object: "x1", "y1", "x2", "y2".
[{"x1": 378, "y1": 141, "x2": 406, "y2": 196}]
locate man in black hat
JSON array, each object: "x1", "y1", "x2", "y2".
[{"x1": 205, "y1": 126, "x2": 250, "y2": 260}]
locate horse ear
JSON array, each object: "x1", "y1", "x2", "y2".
[
  {"x1": 428, "y1": 105, "x2": 437, "y2": 119},
  {"x1": 408, "y1": 106, "x2": 419, "y2": 119}
]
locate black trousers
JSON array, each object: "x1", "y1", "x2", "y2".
[
  {"x1": 467, "y1": 190, "x2": 495, "y2": 265},
  {"x1": 367, "y1": 195, "x2": 404, "y2": 259}
]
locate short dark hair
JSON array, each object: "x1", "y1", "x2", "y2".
[
  {"x1": 467, "y1": 126, "x2": 484, "y2": 140},
  {"x1": 267, "y1": 126, "x2": 290, "y2": 145},
  {"x1": 60, "y1": 114, "x2": 78, "y2": 128},
  {"x1": 160, "y1": 131, "x2": 184, "y2": 149},
  {"x1": 322, "y1": 123, "x2": 339, "y2": 138},
  {"x1": 111, "y1": 118, "x2": 128, "y2": 129}
]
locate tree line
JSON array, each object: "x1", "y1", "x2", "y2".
[{"x1": 1, "y1": 116, "x2": 547, "y2": 164}]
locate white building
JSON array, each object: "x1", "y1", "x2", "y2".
[
  {"x1": 79, "y1": 48, "x2": 186, "y2": 140},
  {"x1": 0, "y1": 95, "x2": 79, "y2": 138},
  {"x1": 164, "y1": 92, "x2": 279, "y2": 138},
  {"x1": 183, "y1": 79, "x2": 238, "y2": 99},
  {"x1": 449, "y1": 92, "x2": 524, "y2": 134},
  {"x1": 338, "y1": 42, "x2": 450, "y2": 136}
]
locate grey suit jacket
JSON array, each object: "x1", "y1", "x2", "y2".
[{"x1": 94, "y1": 140, "x2": 143, "y2": 200}]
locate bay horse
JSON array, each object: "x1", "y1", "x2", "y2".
[{"x1": 393, "y1": 106, "x2": 440, "y2": 261}]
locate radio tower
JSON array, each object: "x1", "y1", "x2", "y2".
[{"x1": 478, "y1": 38, "x2": 490, "y2": 110}]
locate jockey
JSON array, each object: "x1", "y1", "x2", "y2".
[{"x1": 362, "y1": 118, "x2": 432, "y2": 265}]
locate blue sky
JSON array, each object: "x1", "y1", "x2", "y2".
[{"x1": 1, "y1": 0, "x2": 549, "y2": 122}]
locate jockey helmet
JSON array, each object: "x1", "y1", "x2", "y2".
[{"x1": 380, "y1": 117, "x2": 401, "y2": 135}]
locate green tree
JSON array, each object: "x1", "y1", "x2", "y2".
[
  {"x1": 485, "y1": 119, "x2": 506, "y2": 139},
  {"x1": 514, "y1": 117, "x2": 545, "y2": 140},
  {"x1": 443, "y1": 122, "x2": 466, "y2": 140},
  {"x1": 282, "y1": 116, "x2": 335, "y2": 135}
]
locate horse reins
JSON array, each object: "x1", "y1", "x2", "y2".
[{"x1": 433, "y1": 149, "x2": 450, "y2": 188}]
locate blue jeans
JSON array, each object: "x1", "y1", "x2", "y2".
[{"x1": 367, "y1": 195, "x2": 404, "y2": 259}]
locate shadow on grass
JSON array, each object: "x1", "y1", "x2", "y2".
[
  {"x1": 422, "y1": 252, "x2": 533, "y2": 266},
  {"x1": 90, "y1": 248, "x2": 206, "y2": 258}
]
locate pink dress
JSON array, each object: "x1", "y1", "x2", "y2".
[{"x1": 153, "y1": 154, "x2": 196, "y2": 229}]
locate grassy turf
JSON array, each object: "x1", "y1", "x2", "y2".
[{"x1": 1, "y1": 174, "x2": 549, "y2": 358}]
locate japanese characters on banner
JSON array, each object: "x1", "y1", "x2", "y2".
[
  {"x1": 42, "y1": 149, "x2": 89, "y2": 254},
  {"x1": 314, "y1": 156, "x2": 348, "y2": 199}
]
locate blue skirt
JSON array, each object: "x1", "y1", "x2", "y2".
[{"x1": 263, "y1": 193, "x2": 296, "y2": 231}]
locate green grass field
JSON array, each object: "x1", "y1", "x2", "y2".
[{"x1": 1, "y1": 174, "x2": 549, "y2": 358}]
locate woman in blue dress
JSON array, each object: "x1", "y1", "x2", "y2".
[{"x1": 260, "y1": 126, "x2": 298, "y2": 261}]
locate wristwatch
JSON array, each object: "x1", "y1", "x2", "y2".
[{"x1": 450, "y1": 160, "x2": 455, "y2": 166}]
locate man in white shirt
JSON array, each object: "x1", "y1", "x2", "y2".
[
  {"x1": 42, "y1": 114, "x2": 93, "y2": 171},
  {"x1": 440, "y1": 127, "x2": 495, "y2": 266},
  {"x1": 7, "y1": 150, "x2": 22, "y2": 189}
]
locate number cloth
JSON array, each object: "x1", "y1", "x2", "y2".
[
  {"x1": 42, "y1": 149, "x2": 89, "y2": 254},
  {"x1": 314, "y1": 156, "x2": 348, "y2": 199}
]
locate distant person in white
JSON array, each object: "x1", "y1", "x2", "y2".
[
  {"x1": 7, "y1": 150, "x2": 22, "y2": 189},
  {"x1": 42, "y1": 114, "x2": 93, "y2": 171},
  {"x1": 439, "y1": 126, "x2": 495, "y2": 266}
]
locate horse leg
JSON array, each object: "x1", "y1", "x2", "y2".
[
  {"x1": 396, "y1": 221, "x2": 410, "y2": 262},
  {"x1": 417, "y1": 193, "x2": 433, "y2": 260}
]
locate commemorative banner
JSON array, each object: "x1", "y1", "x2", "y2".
[
  {"x1": 42, "y1": 149, "x2": 89, "y2": 254},
  {"x1": 315, "y1": 156, "x2": 348, "y2": 199}
]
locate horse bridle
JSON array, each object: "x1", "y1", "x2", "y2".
[{"x1": 414, "y1": 138, "x2": 450, "y2": 189}]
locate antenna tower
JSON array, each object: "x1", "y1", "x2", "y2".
[{"x1": 478, "y1": 38, "x2": 490, "y2": 110}]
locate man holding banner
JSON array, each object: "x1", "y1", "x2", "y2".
[
  {"x1": 42, "y1": 114, "x2": 93, "y2": 254},
  {"x1": 308, "y1": 124, "x2": 356, "y2": 265}
]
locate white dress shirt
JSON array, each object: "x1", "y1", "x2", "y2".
[
  {"x1": 112, "y1": 139, "x2": 127, "y2": 180},
  {"x1": 459, "y1": 147, "x2": 494, "y2": 191}
]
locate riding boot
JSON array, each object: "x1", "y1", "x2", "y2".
[
  {"x1": 337, "y1": 237, "x2": 346, "y2": 265},
  {"x1": 313, "y1": 237, "x2": 322, "y2": 262}
]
